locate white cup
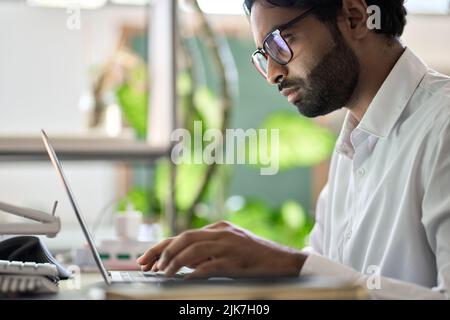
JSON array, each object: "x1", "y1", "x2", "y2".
[{"x1": 114, "y1": 210, "x2": 142, "y2": 241}]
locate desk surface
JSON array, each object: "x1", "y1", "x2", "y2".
[
  {"x1": 31, "y1": 273, "x2": 107, "y2": 300},
  {"x1": 34, "y1": 273, "x2": 368, "y2": 300}
]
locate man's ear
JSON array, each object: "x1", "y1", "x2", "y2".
[{"x1": 339, "y1": 0, "x2": 370, "y2": 40}]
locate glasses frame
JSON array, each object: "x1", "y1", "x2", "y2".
[{"x1": 251, "y1": 7, "x2": 316, "y2": 78}]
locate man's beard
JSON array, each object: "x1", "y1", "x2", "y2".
[{"x1": 279, "y1": 30, "x2": 360, "y2": 118}]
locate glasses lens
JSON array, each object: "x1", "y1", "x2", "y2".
[
  {"x1": 252, "y1": 52, "x2": 268, "y2": 78},
  {"x1": 264, "y1": 32, "x2": 292, "y2": 65}
]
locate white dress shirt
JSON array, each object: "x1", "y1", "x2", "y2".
[{"x1": 301, "y1": 48, "x2": 450, "y2": 299}]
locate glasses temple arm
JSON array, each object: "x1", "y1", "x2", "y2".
[{"x1": 280, "y1": 7, "x2": 316, "y2": 31}]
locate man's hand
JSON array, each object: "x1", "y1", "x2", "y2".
[{"x1": 136, "y1": 221, "x2": 307, "y2": 279}]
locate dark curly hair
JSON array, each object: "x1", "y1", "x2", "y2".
[{"x1": 244, "y1": 0, "x2": 407, "y2": 38}]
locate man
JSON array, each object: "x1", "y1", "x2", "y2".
[{"x1": 138, "y1": 0, "x2": 450, "y2": 299}]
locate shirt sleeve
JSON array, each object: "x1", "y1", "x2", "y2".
[
  {"x1": 420, "y1": 116, "x2": 450, "y2": 298},
  {"x1": 300, "y1": 254, "x2": 446, "y2": 299},
  {"x1": 298, "y1": 118, "x2": 450, "y2": 300}
]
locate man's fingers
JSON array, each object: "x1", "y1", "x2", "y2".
[
  {"x1": 163, "y1": 241, "x2": 226, "y2": 277},
  {"x1": 137, "y1": 237, "x2": 173, "y2": 267},
  {"x1": 184, "y1": 258, "x2": 228, "y2": 280},
  {"x1": 158, "y1": 229, "x2": 224, "y2": 270}
]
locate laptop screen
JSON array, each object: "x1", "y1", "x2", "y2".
[{"x1": 41, "y1": 130, "x2": 111, "y2": 285}]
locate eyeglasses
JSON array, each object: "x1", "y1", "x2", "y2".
[{"x1": 251, "y1": 7, "x2": 315, "y2": 79}]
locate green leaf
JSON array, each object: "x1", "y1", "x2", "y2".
[
  {"x1": 154, "y1": 160, "x2": 208, "y2": 212},
  {"x1": 250, "y1": 111, "x2": 336, "y2": 170},
  {"x1": 116, "y1": 84, "x2": 148, "y2": 139},
  {"x1": 226, "y1": 198, "x2": 314, "y2": 249},
  {"x1": 226, "y1": 198, "x2": 280, "y2": 244},
  {"x1": 193, "y1": 86, "x2": 222, "y2": 129},
  {"x1": 178, "y1": 70, "x2": 193, "y2": 97},
  {"x1": 280, "y1": 200, "x2": 306, "y2": 230},
  {"x1": 117, "y1": 188, "x2": 153, "y2": 216}
]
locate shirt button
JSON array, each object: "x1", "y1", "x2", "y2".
[
  {"x1": 358, "y1": 168, "x2": 366, "y2": 176},
  {"x1": 346, "y1": 230, "x2": 352, "y2": 240}
]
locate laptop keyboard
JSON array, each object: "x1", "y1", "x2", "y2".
[{"x1": 117, "y1": 270, "x2": 189, "y2": 282}]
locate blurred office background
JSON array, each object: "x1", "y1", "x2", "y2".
[{"x1": 0, "y1": 0, "x2": 449, "y2": 252}]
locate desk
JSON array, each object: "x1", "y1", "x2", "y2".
[
  {"x1": 25, "y1": 273, "x2": 108, "y2": 300},
  {"x1": 32, "y1": 273, "x2": 368, "y2": 300}
]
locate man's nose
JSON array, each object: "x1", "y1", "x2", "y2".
[{"x1": 266, "y1": 57, "x2": 287, "y2": 85}]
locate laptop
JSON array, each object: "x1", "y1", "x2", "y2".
[{"x1": 41, "y1": 130, "x2": 191, "y2": 285}]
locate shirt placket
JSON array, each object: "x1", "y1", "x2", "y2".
[{"x1": 342, "y1": 129, "x2": 370, "y2": 263}]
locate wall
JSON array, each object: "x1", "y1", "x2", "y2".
[{"x1": 0, "y1": 2, "x2": 147, "y2": 249}]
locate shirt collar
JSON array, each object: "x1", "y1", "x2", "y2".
[{"x1": 336, "y1": 48, "x2": 428, "y2": 157}]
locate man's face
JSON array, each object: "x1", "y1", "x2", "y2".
[{"x1": 250, "y1": 2, "x2": 360, "y2": 117}]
